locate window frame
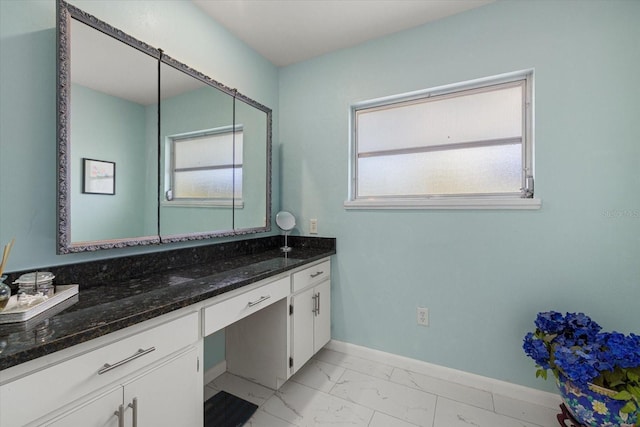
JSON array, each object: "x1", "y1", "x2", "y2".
[
  {"x1": 345, "y1": 70, "x2": 540, "y2": 210},
  {"x1": 163, "y1": 125, "x2": 244, "y2": 208}
]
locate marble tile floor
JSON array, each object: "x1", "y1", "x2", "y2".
[{"x1": 205, "y1": 348, "x2": 559, "y2": 427}]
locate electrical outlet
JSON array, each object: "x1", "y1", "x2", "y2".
[
  {"x1": 310, "y1": 218, "x2": 318, "y2": 234},
  {"x1": 417, "y1": 307, "x2": 429, "y2": 326}
]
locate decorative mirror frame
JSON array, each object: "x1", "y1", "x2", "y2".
[{"x1": 56, "y1": 0, "x2": 272, "y2": 254}]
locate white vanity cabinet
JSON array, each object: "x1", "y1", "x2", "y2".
[
  {"x1": 46, "y1": 347, "x2": 200, "y2": 427},
  {"x1": 290, "y1": 260, "x2": 331, "y2": 373},
  {"x1": 46, "y1": 387, "x2": 123, "y2": 427},
  {"x1": 0, "y1": 255, "x2": 334, "y2": 426},
  {"x1": 202, "y1": 276, "x2": 290, "y2": 336},
  {"x1": 0, "y1": 311, "x2": 202, "y2": 427},
  {"x1": 225, "y1": 258, "x2": 331, "y2": 387}
]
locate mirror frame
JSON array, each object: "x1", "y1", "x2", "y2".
[{"x1": 56, "y1": 0, "x2": 272, "y2": 254}]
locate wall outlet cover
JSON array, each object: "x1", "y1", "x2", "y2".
[{"x1": 417, "y1": 307, "x2": 429, "y2": 326}]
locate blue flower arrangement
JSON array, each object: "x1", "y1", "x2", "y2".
[{"x1": 523, "y1": 312, "x2": 640, "y2": 426}]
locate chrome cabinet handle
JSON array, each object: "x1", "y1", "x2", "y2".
[
  {"x1": 248, "y1": 295, "x2": 270, "y2": 307},
  {"x1": 312, "y1": 293, "x2": 318, "y2": 315},
  {"x1": 316, "y1": 292, "x2": 321, "y2": 316},
  {"x1": 114, "y1": 404, "x2": 125, "y2": 427},
  {"x1": 310, "y1": 271, "x2": 324, "y2": 278},
  {"x1": 98, "y1": 347, "x2": 156, "y2": 375},
  {"x1": 128, "y1": 397, "x2": 138, "y2": 427}
]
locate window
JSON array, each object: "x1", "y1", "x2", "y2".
[
  {"x1": 165, "y1": 126, "x2": 243, "y2": 206},
  {"x1": 346, "y1": 71, "x2": 539, "y2": 209}
]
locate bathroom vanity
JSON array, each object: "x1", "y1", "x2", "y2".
[{"x1": 0, "y1": 236, "x2": 335, "y2": 427}]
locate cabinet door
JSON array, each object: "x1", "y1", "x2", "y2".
[
  {"x1": 291, "y1": 286, "x2": 315, "y2": 373},
  {"x1": 314, "y1": 280, "x2": 331, "y2": 353},
  {"x1": 122, "y1": 347, "x2": 201, "y2": 427},
  {"x1": 46, "y1": 387, "x2": 122, "y2": 427}
]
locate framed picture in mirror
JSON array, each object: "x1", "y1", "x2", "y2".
[{"x1": 82, "y1": 158, "x2": 115, "y2": 195}]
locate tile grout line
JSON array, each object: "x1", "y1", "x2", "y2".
[
  {"x1": 431, "y1": 395, "x2": 440, "y2": 427},
  {"x1": 328, "y1": 366, "x2": 439, "y2": 427}
]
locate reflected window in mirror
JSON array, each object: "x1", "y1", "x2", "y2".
[
  {"x1": 158, "y1": 60, "x2": 236, "y2": 237},
  {"x1": 165, "y1": 126, "x2": 243, "y2": 207}
]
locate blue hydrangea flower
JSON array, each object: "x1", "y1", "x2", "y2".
[
  {"x1": 564, "y1": 312, "x2": 601, "y2": 346},
  {"x1": 535, "y1": 311, "x2": 565, "y2": 334},
  {"x1": 554, "y1": 345, "x2": 600, "y2": 386},
  {"x1": 523, "y1": 332, "x2": 550, "y2": 369},
  {"x1": 597, "y1": 331, "x2": 640, "y2": 369},
  {"x1": 523, "y1": 311, "x2": 639, "y2": 394}
]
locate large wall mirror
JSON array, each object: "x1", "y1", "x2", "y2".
[{"x1": 57, "y1": 0, "x2": 271, "y2": 253}]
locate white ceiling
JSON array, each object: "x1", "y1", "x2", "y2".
[
  {"x1": 72, "y1": 18, "x2": 205, "y2": 106},
  {"x1": 71, "y1": 0, "x2": 494, "y2": 105},
  {"x1": 192, "y1": 0, "x2": 494, "y2": 67}
]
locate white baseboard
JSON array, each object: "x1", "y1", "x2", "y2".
[
  {"x1": 325, "y1": 340, "x2": 561, "y2": 410},
  {"x1": 204, "y1": 360, "x2": 227, "y2": 385}
]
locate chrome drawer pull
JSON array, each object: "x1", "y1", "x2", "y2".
[
  {"x1": 128, "y1": 397, "x2": 138, "y2": 427},
  {"x1": 248, "y1": 295, "x2": 270, "y2": 307},
  {"x1": 310, "y1": 271, "x2": 324, "y2": 278},
  {"x1": 114, "y1": 404, "x2": 125, "y2": 427},
  {"x1": 98, "y1": 347, "x2": 156, "y2": 375}
]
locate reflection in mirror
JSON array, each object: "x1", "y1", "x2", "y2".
[
  {"x1": 159, "y1": 60, "x2": 235, "y2": 238},
  {"x1": 58, "y1": 1, "x2": 162, "y2": 253},
  {"x1": 57, "y1": 0, "x2": 272, "y2": 253},
  {"x1": 233, "y1": 98, "x2": 268, "y2": 231},
  {"x1": 70, "y1": 19, "x2": 158, "y2": 243}
]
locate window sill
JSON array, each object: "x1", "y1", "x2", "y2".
[
  {"x1": 161, "y1": 200, "x2": 244, "y2": 209},
  {"x1": 344, "y1": 197, "x2": 542, "y2": 210}
]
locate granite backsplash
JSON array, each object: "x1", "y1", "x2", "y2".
[{"x1": 3, "y1": 236, "x2": 336, "y2": 290}]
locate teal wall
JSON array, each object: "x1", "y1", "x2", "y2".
[
  {"x1": 279, "y1": 0, "x2": 640, "y2": 391},
  {"x1": 70, "y1": 84, "x2": 151, "y2": 242}
]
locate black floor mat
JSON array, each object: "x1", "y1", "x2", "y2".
[{"x1": 204, "y1": 391, "x2": 258, "y2": 427}]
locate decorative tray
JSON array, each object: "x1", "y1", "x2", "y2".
[{"x1": 0, "y1": 285, "x2": 79, "y2": 324}]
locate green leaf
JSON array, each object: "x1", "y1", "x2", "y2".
[
  {"x1": 535, "y1": 369, "x2": 548, "y2": 380},
  {"x1": 605, "y1": 369, "x2": 625, "y2": 385},
  {"x1": 613, "y1": 390, "x2": 633, "y2": 401},
  {"x1": 620, "y1": 400, "x2": 636, "y2": 414}
]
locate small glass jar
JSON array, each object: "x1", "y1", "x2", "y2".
[
  {"x1": 0, "y1": 275, "x2": 11, "y2": 311},
  {"x1": 13, "y1": 271, "x2": 55, "y2": 298}
]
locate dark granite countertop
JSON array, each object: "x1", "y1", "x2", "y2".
[{"x1": 0, "y1": 236, "x2": 335, "y2": 371}]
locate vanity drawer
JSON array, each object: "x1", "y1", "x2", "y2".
[
  {"x1": 203, "y1": 276, "x2": 289, "y2": 336},
  {"x1": 0, "y1": 311, "x2": 199, "y2": 427},
  {"x1": 292, "y1": 260, "x2": 330, "y2": 293}
]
